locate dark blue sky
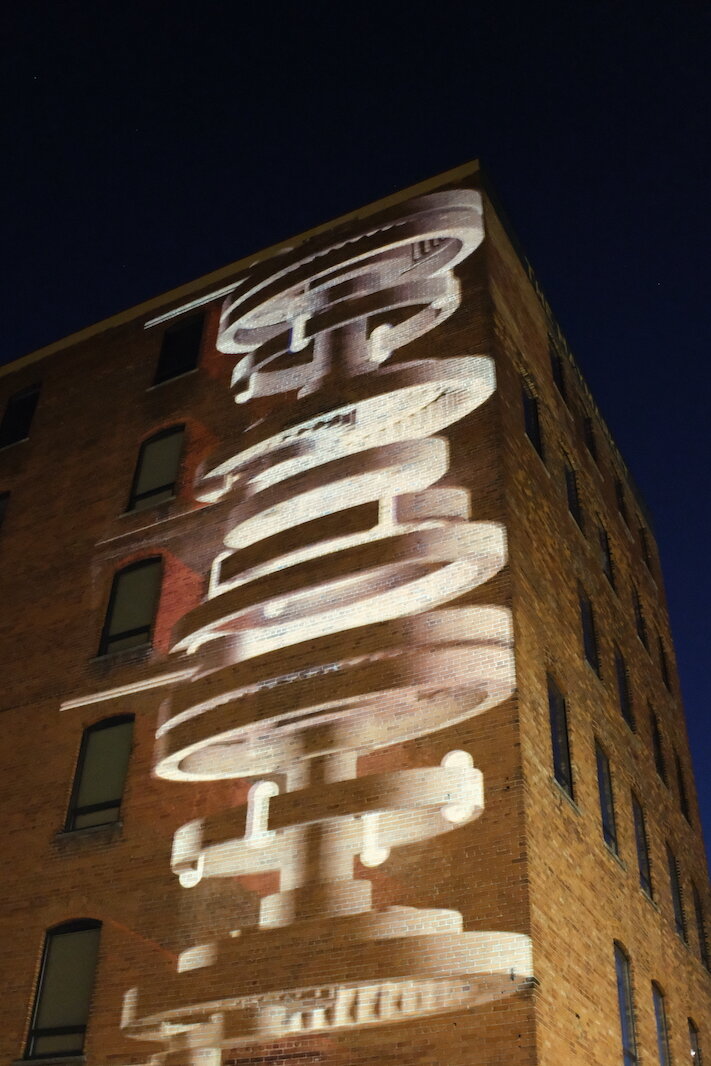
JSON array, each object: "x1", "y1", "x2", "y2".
[{"x1": 3, "y1": 2, "x2": 710, "y2": 846}]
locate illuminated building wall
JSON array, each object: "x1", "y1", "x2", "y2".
[{"x1": 0, "y1": 162, "x2": 709, "y2": 1066}]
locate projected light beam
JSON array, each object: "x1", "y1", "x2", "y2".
[{"x1": 122, "y1": 189, "x2": 533, "y2": 1063}]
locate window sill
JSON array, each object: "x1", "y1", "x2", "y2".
[
  {"x1": 13, "y1": 1058, "x2": 85, "y2": 1065},
  {"x1": 551, "y1": 777, "x2": 582, "y2": 815},
  {"x1": 146, "y1": 367, "x2": 199, "y2": 391},
  {"x1": 603, "y1": 842, "x2": 626, "y2": 871},
  {"x1": 121, "y1": 494, "x2": 177, "y2": 517},
  {"x1": 0, "y1": 435, "x2": 30, "y2": 453},
  {"x1": 53, "y1": 821, "x2": 123, "y2": 850},
  {"x1": 89, "y1": 643, "x2": 152, "y2": 670}
]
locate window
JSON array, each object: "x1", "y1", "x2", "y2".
[
  {"x1": 521, "y1": 379, "x2": 544, "y2": 459},
  {"x1": 615, "y1": 649, "x2": 635, "y2": 730},
  {"x1": 0, "y1": 384, "x2": 40, "y2": 448},
  {"x1": 583, "y1": 416, "x2": 599, "y2": 462},
  {"x1": 564, "y1": 460, "x2": 585, "y2": 531},
  {"x1": 596, "y1": 742, "x2": 618, "y2": 853},
  {"x1": 0, "y1": 490, "x2": 9, "y2": 532},
  {"x1": 549, "y1": 337, "x2": 568, "y2": 401},
  {"x1": 631, "y1": 585, "x2": 648, "y2": 649},
  {"x1": 598, "y1": 523, "x2": 615, "y2": 587},
  {"x1": 26, "y1": 920, "x2": 101, "y2": 1057},
  {"x1": 632, "y1": 793, "x2": 653, "y2": 898},
  {"x1": 580, "y1": 591, "x2": 600, "y2": 675},
  {"x1": 66, "y1": 716, "x2": 134, "y2": 830},
  {"x1": 153, "y1": 315, "x2": 204, "y2": 384},
  {"x1": 693, "y1": 885, "x2": 709, "y2": 969},
  {"x1": 615, "y1": 478, "x2": 630, "y2": 527},
  {"x1": 98, "y1": 558, "x2": 162, "y2": 656},
  {"x1": 548, "y1": 675, "x2": 574, "y2": 798},
  {"x1": 676, "y1": 752, "x2": 691, "y2": 822},
  {"x1": 614, "y1": 943, "x2": 638, "y2": 1066},
  {"x1": 658, "y1": 633, "x2": 672, "y2": 691},
  {"x1": 668, "y1": 845, "x2": 687, "y2": 941},
  {"x1": 127, "y1": 425, "x2": 185, "y2": 511},
  {"x1": 651, "y1": 709, "x2": 667, "y2": 783},
  {"x1": 689, "y1": 1018, "x2": 702, "y2": 1064},
  {"x1": 639, "y1": 525, "x2": 653, "y2": 571},
  {"x1": 652, "y1": 984, "x2": 671, "y2": 1066}
]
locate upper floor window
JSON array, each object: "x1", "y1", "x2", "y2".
[
  {"x1": 631, "y1": 585, "x2": 648, "y2": 649},
  {"x1": 127, "y1": 425, "x2": 185, "y2": 511},
  {"x1": 689, "y1": 1018, "x2": 703, "y2": 1064},
  {"x1": 98, "y1": 558, "x2": 162, "y2": 656},
  {"x1": 652, "y1": 983, "x2": 671, "y2": 1066},
  {"x1": 639, "y1": 524, "x2": 653, "y2": 571},
  {"x1": 596, "y1": 741, "x2": 618, "y2": 853},
  {"x1": 658, "y1": 633, "x2": 672, "y2": 691},
  {"x1": 26, "y1": 920, "x2": 101, "y2": 1058},
  {"x1": 564, "y1": 459, "x2": 585, "y2": 531},
  {"x1": 614, "y1": 943, "x2": 638, "y2": 1066},
  {"x1": 580, "y1": 590, "x2": 600, "y2": 675},
  {"x1": 521, "y1": 378, "x2": 544, "y2": 459},
  {"x1": 693, "y1": 885, "x2": 709, "y2": 969},
  {"x1": 675, "y1": 752, "x2": 691, "y2": 822},
  {"x1": 66, "y1": 716, "x2": 134, "y2": 831},
  {"x1": 631, "y1": 793, "x2": 653, "y2": 898},
  {"x1": 615, "y1": 648, "x2": 635, "y2": 730},
  {"x1": 668, "y1": 845, "x2": 687, "y2": 941},
  {"x1": 0, "y1": 490, "x2": 9, "y2": 532},
  {"x1": 583, "y1": 416, "x2": 599, "y2": 462},
  {"x1": 548, "y1": 674, "x2": 573, "y2": 798},
  {"x1": 615, "y1": 478, "x2": 630, "y2": 527},
  {"x1": 650, "y1": 708, "x2": 667, "y2": 783},
  {"x1": 153, "y1": 315, "x2": 204, "y2": 385},
  {"x1": 598, "y1": 523, "x2": 615, "y2": 588},
  {"x1": 549, "y1": 338, "x2": 568, "y2": 401},
  {"x1": 0, "y1": 383, "x2": 40, "y2": 448}
]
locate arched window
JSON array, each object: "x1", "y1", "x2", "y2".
[
  {"x1": 26, "y1": 920, "x2": 101, "y2": 1057},
  {"x1": 98, "y1": 557, "x2": 162, "y2": 656},
  {"x1": 66, "y1": 716, "x2": 134, "y2": 830},
  {"x1": 127, "y1": 425, "x2": 185, "y2": 511}
]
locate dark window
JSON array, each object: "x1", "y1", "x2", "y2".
[
  {"x1": 98, "y1": 558, "x2": 162, "y2": 656},
  {"x1": 632, "y1": 585, "x2": 648, "y2": 649},
  {"x1": 639, "y1": 525, "x2": 653, "y2": 571},
  {"x1": 652, "y1": 983, "x2": 671, "y2": 1066},
  {"x1": 596, "y1": 742, "x2": 618, "y2": 853},
  {"x1": 580, "y1": 591, "x2": 600, "y2": 675},
  {"x1": 521, "y1": 379, "x2": 544, "y2": 459},
  {"x1": 26, "y1": 920, "x2": 101, "y2": 1058},
  {"x1": 632, "y1": 793, "x2": 653, "y2": 898},
  {"x1": 127, "y1": 425, "x2": 185, "y2": 511},
  {"x1": 0, "y1": 491, "x2": 9, "y2": 532},
  {"x1": 564, "y1": 460, "x2": 585, "y2": 531},
  {"x1": 658, "y1": 633, "x2": 672, "y2": 691},
  {"x1": 651, "y1": 709, "x2": 667, "y2": 783},
  {"x1": 693, "y1": 885, "x2": 709, "y2": 969},
  {"x1": 689, "y1": 1018, "x2": 702, "y2": 1064},
  {"x1": 615, "y1": 649, "x2": 635, "y2": 730},
  {"x1": 549, "y1": 337, "x2": 568, "y2": 401},
  {"x1": 153, "y1": 315, "x2": 204, "y2": 385},
  {"x1": 598, "y1": 523, "x2": 615, "y2": 587},
  {"x1": 583, "y1": 416, "x2": 599, "y2": 462},
  {"x1": 614, "y1": 943, "x2": 638, "y2": 1066},
  {"x1": 675, "y1": 752, "x2": 691, "y2": 822},
  {"x1": 615, "y1": 478, "x2": 630, "y2": 527},
  {"x1": 0, "y1": 384, "x2": 40, "y2": 448},
  {"x1": 668, "y1": 845, "x2": 687, "y2": 941},
  {"x1": 548, "y1": 675, "x2": 574, "y2": 798},
  {"x1": 66, "y1": 716, "x2": 134, "y2": 831}
]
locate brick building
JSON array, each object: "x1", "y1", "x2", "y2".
[{"x1": 0, "y1": 161, "x2": 708, "y2": 1066}]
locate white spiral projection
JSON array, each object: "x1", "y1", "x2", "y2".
[{"x1": 121, "y1": 190, "x2": 533, "y2": 1063}]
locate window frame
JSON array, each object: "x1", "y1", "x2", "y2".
[
  {"x1": 689, "y1": 1018, "x2": 702, "y2": 1064},
  {"x1": 152, "y1": 314, "x2": 205, "y2": 385},
  {"x1": 126, "y1": 424, "x2": 185, "y2": 512},
  {"x1": 631, "y1": 792, "x2": 653, "y2": 898},
  {"x1": 693, "y1": 884, "x2": 709, "y2": 969},
  {"x1": 652, "y1": 983, "x2": 671, "y2": 1066},
  {"x1": 631, "y1": 584, "x2": 648, "y2": 649},
  {"x1": 26, "y1": 919, "x2": 101, "y2": 1059},
  {"x1": 596, "y1": 741, "x2": 618, "y2": 854},
  {"x1": 564, "y1": 458, "x2": 585, "y2": 531},
  {"x1": 668, "y1": 844, "x2": 688, "y2": 942},
  {"x1": 615, "y1": 478, "x2": 630, "y2": 528},
  {"x1": 548, "y1": 674, "x2": 574, "y2": 799},
  {"x1": 521, "y1": 378, "x2": 544, "y2": 460},
  {"x1": 549, "y1": 337, "x2": 568, "y2": 401},
  {"x1": 0, "y1": 383, "x2": 40, "y2": 449},
  {"x1": 614, "y1": 942, "x2": 639, "y2": 1066},
  {"x1": 97, "y1": 557, "x2": 163, "y2": 657},
  {"x1": 615, "y1": 648, "x2": 635, "y2": 730},
  {"x1": 580, "y1": 590, "x2": 601, "y2": 676},
  {"x1": 650, "y1": 708, "x2": 667, "y2": 784},
  {"x1": 583, "y1": 415, "x2": 599, "y2": 463},
  {"x1": 598, "y1": 522, "x2": 615, "y2": 588},
  {"x1": 65, "y1": 715, "x2": 135, "y2": 832}
]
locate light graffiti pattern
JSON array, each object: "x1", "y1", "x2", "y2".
[{"x1": 121, "y1": 189, "x2": 533, "y2": 1063}]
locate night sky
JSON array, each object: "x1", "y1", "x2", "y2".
[{"x1": 3, "y1": 3, "x2": 710, "y2": 847}]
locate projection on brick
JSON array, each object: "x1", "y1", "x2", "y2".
[{"x1": 121, "y1": 189, "x2": 533, "y2": 1062}]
